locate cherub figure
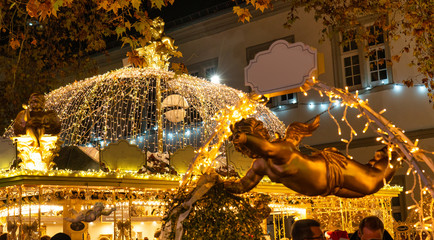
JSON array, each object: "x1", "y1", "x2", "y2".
[
  {"x1": 13, "y1": 93, "x2": 61, "y2": 147},
  {"x1": 7, "y1": 220, "x2": 18, "y2": 239},
  {"x1": 22, "y1": 220, "x2": 38, "y2": 240},
  {"x1": 224, "y1": 116, "x2": 400, "y2": 198},
  {"x1": 64, "y1": 202, "x2": 116, "y2": 223}
]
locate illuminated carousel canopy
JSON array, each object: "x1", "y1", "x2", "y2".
[{"x1": 4, "y1": 67, "x2": 285, "y2": 154}]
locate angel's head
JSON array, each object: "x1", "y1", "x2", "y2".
[{"x1": 230, "y1": 118, "x2": 270, "y2": 158}]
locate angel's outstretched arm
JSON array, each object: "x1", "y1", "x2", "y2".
[
  {"x1": 101, "y1": 208, "x2": 116, "y2": 216},
  {"x1": 224, "y1": 159, "x2": 266, "y2": 194}
]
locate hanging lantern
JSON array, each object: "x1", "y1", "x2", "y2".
[{"x1": 162, "y1": 94, "x2": 189, "y2": 123}]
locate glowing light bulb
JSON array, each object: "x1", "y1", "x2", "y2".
[{"x1": 210, "y1": 75, "x2": 221, "y2": 84}]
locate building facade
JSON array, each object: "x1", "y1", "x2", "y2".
[{"x1": 162, "y1": 2, "x2": 434, "y2": 222}]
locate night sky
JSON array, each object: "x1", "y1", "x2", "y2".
[{"x1": 149, "y1": 0, "x2": 236, "y2": 28}]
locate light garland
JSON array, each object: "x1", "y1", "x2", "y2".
[
  {"x1": 4, "y1": 67, "x2": 284, "y2": 156},
  {"x1": 0, "y1": 168, "x2": 181, "y2": 181},
  {"x1": 263, "y1": 191, "x2": 399, "y2": 235},
  {"x1": 309, "y1": 79, "x2": 434, "y2": 198},
  {"x1": 177, "y1": 92, "x2": 282, "y2": 188},
  {"x1": 301, "y1": 78, "x2": 434, "y2": 236}
]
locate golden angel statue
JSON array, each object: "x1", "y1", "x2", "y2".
[
  {"x1": 224, "y1": 116, "x2": 400, "y2": 198},
  {"x1": 13, "y1": 93, "x2": 61, "y2": 147}
]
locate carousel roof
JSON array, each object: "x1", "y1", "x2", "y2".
[{"x1": 4, "y1": 67, "x2": 285, "y2": 154}]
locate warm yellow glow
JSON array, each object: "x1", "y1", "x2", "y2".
[
  {"x1": 0, "y1": 168, "x2": 182, "y2": 181},
  {"x1": 0, "y1": 205, "x2": 63, "y2": 217},
  {"x1": 268, "y1": 204, "x2": 307, "y2": 219},
  {"x1": 182, "y1": 93, "x2": 263, "y2": 185},
  {"x1": 12, "y1": 135, "x2": 59, "y2": 171}
]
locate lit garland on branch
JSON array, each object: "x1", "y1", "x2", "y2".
[
  {"x1": 309, "y1": 80, "x2": 434, "y2": 198},
  {"x1": 304, "y1": 78, "x2": 434, "y2": 235},
  {"x1": 180, "y1": 93, "x2": 267, "y2": 187}
]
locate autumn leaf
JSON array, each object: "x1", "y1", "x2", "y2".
[
  {"x1": 53, "y1": 0, "x2": 63, "y2": 12},
  {"x1": 233, "y1": 6, "x2": 252, "y2": 23},
  {"x1": 132, "y1": 21, "x2": 149, "y2": 35},
  {"x1": 115, "y1": 26, "x2": 126, "y2": 37},
  {"x1": 26, "y1": 0, "x2": 39, "y2": 18},
  {"x1": 97, "y1": 0, "x2": 110, "y2": 10},
  {"x1": 124, "y1": 21, "x2": 131, "y2": 30},
  {"x1": 131, "y1": 0, "x2": 141, "y2": 10},
  {"x1": 31, "y1": 39, "x2": 37, "y2": 46},
  {"x1": 171, "y1": 50, "x2": 182, "y2": 58},
  {"x1": 171, "y1": 62, "x2": 188, "y2": 75},
  {"x1": 403, "y1": 79, "x2": 414, "y2": 87},
  {"x1": 110, "y1": 1, "x2": 122, "y2": 15},
  {"x1": 10, "y1": 38, "x2": 20, "y2": 50},
  {"x1": 150, "y1": 0, "x2": 165, "y2": 9},
  {"x1": 127, "y1": 50, "x2": 147, "y2": 67},
  {"x1": 255, "y1": 0, "x2": 272, "y2": 12},
  {"x1": 39, "y1": 1, "x2": 54, "y2": 20},
  {"x1": 392, "y1": 55, "x2": 401, "y2": 62}
]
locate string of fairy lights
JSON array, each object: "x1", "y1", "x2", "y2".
[
  {"x1": 0, "y1": 184, "x2": 401, "y2": 236},
  {"x1": 3, "y1": 67, "x2": 285, "y2": 154},
  {"x1": 303, "y1": 79, "x2": 434, "y2": 235}
]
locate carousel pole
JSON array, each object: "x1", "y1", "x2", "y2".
[
  {"x1": 339, "y1": 199, "x2": 346, "y2": 231},
  {"x1": 38, "y1": 186, "x2": 41, "y2": 239},
  {"x1": 19, "y1": 185, "x2": 22, "y2": 240},
  {"x1": 113, "y1": 189, "x2": 117, "y2": 240},
  {"x1": 156, "y1": 77, "x2": 164, "y2": 154},
  {"x1": 6, "y1": 187, "x2": 9, "y2": 238},
  {"x1": 128, "y1": 188, "x2": 132, "y2": 240},
  {"x1": 121, "y1": 191, "x2": 124, "y2": 240}
]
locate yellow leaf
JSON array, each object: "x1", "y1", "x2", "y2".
[
  {"x1": 255, "y1": 0, "x2": 272, "y2": 12},
  {"x1": 53, "y1": 0, "x2": 63, "y2": 11},
  {"x1": 110, "y1": 1, "x2": 121, "y2": 15},
  {"x1": 125, "y1": 21, "x2": 131, "y2": 30},
  {"x1": 151, "y1": 0, "x2": 165, "y2": 9},
  {"x1": 97, "y1": 0, "x2": 110, "y2": 10},
  {"x1": 255, "y1": 3, "x2": 266, "y2": 12},
  {"x1": 131, "y1": 0, "x2": 141, "y2": 10},
  {"x1": 171, "y1": 62, "x2": 188, "y2": 75},
  {"x1": 115, "y1": 26, "x2": 126, "y2": 37},
  {"x1": 233, "y1": 6, "x2": 251, "y2": 23}
]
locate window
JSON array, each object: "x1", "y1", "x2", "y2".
[
  {"x1": 185, "y1": 58, "x2": 218, "y2": 81},
  {"x1": 246, "y1": 35, "x2": 298, "y2": 108},
  {"x1": 367, "y1": 26, "x2": 388, "y2": 84},
  {"x1": 205, "y1": 67, "x2": 216, "y2": 80},
  {"x1": 342, "y1": 30, "x2": 362, "y2": 87},
  {"x1": 189, "y1": 71, "x2": 199, "y2": 77},
  {"x1": 265, "y1": 93, "x2": 297, "y2": 110},
  {"x1": 335, "y1": 25, "x2": 392, "y2": 90}
]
